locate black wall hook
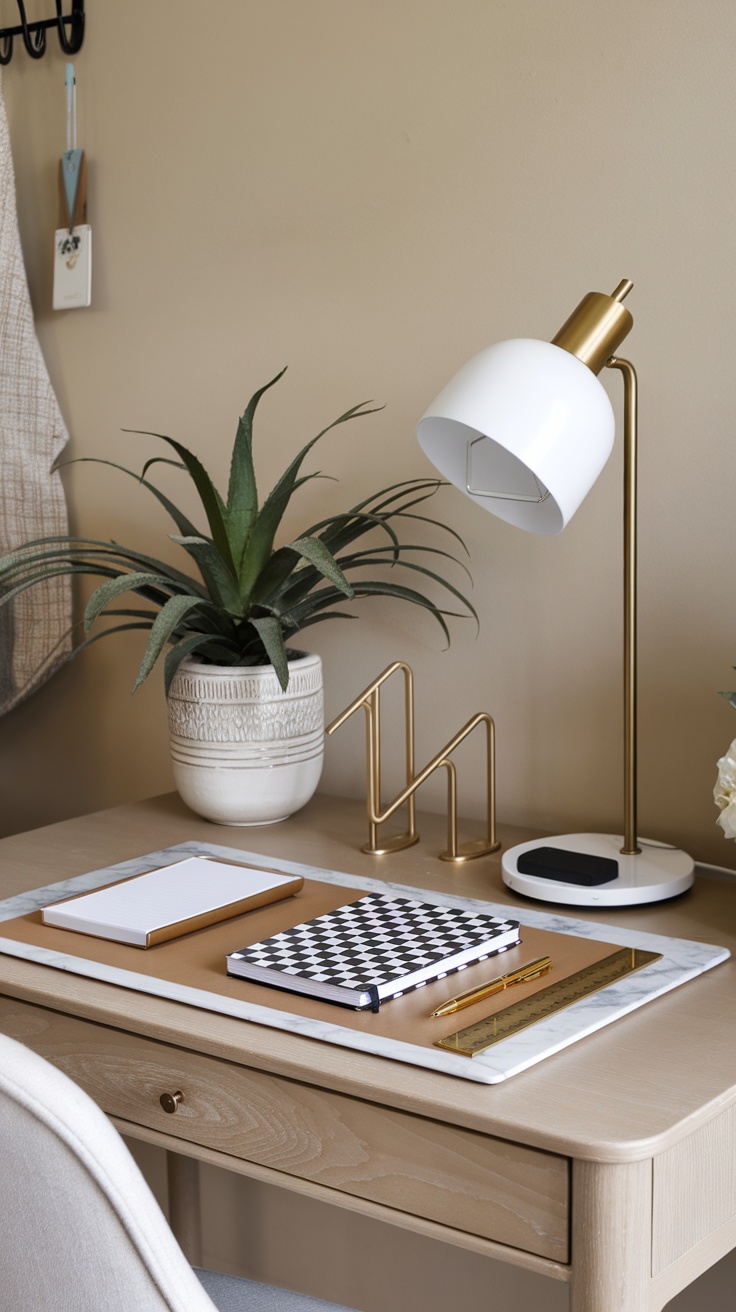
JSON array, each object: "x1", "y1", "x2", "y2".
[{"x1": 0, "y1": 0, "x2": 84, "y2": 66}]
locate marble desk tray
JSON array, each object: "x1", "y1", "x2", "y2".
[{"x1": 0, "y1": 840, "x2": 729, "y2": 1085}]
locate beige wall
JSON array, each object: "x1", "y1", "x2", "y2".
[
  {"x1": 3, "y1": 0, "x2": 736, "y2": 865},
  {"x1": 3, "y1": 2, "x2": 736, "y2": 1307},
  {"x1": 2, "y1": 1, "x2": 736, "y2": 866}
]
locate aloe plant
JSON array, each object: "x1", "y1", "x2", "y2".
[{"x1": 0, "y1": 370, "x2": 476, "y2": 693}]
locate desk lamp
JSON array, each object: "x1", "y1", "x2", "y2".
[{"x1": 417, "y1": 281, "x2": 694, "y2": 906}]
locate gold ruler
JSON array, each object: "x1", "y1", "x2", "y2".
[{"x1": 434, "y1": 946, "x2": 662, "y2": 1057}]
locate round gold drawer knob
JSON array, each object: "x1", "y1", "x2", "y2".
[{"x1": 159, "y1": 1090, "x2": 184, "y2": 1114}]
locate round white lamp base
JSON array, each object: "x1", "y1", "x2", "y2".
[{"x1": 501, "y1": 833, "x2": 695, "y2": 907}]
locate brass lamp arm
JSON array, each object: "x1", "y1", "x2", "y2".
[{"x1": 606, "y1": 355, "x2": 640, "y2": 856}]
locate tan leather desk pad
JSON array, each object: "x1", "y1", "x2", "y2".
[{"x1": 1, "y1": 878, "x2": 625, "y2": 1051}]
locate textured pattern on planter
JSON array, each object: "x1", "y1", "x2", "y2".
[
  {"x1": 166, "y1": 653, "x2": 324, "y2": 825},
  {"x1": 167, "y1": 659, "x2": 323, "y2": 744}
]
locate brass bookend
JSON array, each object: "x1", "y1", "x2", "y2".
[{"x1": 326, "y1": 661, "x2": 500, "y2": 862}]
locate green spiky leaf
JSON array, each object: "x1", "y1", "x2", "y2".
[
  {"x1": 236, "y1": 401, "x2": 382, "y2": 605},
  {"x1": 0, "y1": 374, "x2": 475, "y2": 692},
  {"x1": 133, "y1": 593, "x2": 214, "y2": 690},
  {"x1": 84, "y1": 571, "x2": 191, "y2": 633},
  {"x1": 249, "y1": 615, "x2": 289, "y2": 689},
  {"x1": 285, "y1": 536, "x2": 353, "y2": 596},
  {"x1": 168, "y1": 536, "x2": 243, "y2": 611},
  {"x1": 122, "y1": 430, "x2": 234, "y2": 572},
  {"x1": 226, "y1": 369, "x2": 287, "y2": 570}
]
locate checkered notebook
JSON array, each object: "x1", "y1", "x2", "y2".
[{"x1": 226, "y1": 893, "x2": 521, "y2": 1010}]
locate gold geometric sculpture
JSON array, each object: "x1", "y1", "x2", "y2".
[{"x1": 326, "y1": 661, "x2": 500, "y2": 862}]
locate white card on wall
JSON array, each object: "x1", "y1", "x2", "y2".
[{"x1": 53, "y1": 224, "x2": 91, "y2": 309}]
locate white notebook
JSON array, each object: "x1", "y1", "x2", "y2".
[{"x1": 41, "y1": 856, "x2": 303, "y2": 948}]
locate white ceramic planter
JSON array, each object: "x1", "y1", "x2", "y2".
[{"x1": 166, "y1": 652, "x2": 324, "y2": 826}]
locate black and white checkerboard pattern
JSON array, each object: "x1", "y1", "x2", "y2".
[{"x1": 230, "y1": 893, "x2": 519, "y2": 991}]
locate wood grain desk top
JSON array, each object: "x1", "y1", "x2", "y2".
[{"x1": 0, "y1": 790, "x2": 734, "y2": 1165}]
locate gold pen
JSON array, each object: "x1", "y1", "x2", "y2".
[{"x1": 430, "y1": 955, "x2": 553, "y2": 1018}]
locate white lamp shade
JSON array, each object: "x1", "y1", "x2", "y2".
[{"x1": 417, "y1": 338, "x2": 615, "y2": 534}]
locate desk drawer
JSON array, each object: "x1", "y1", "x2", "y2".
[{"x1": 0, "y1": 996, "x2": 568, "y2": 1261}]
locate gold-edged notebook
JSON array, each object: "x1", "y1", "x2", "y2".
[{"x1": 40, "y1": 856, "x2": 304, "y2": 948}]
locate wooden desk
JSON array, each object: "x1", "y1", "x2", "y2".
[{"x1": 0, "y1": 791, "x2": 735, "y2": 1311}]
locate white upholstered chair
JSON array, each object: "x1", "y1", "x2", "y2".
[{"x1": 0, "y1": 1031, "x2": 356, "y2": 1312}]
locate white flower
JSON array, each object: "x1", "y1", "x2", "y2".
[{"x1": 714, "y1": 738, "x2": 736, "y2": 838}]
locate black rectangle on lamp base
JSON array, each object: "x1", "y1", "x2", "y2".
[{"x1": 516, "y1": 846, "x2": 619, "y2": 887}]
